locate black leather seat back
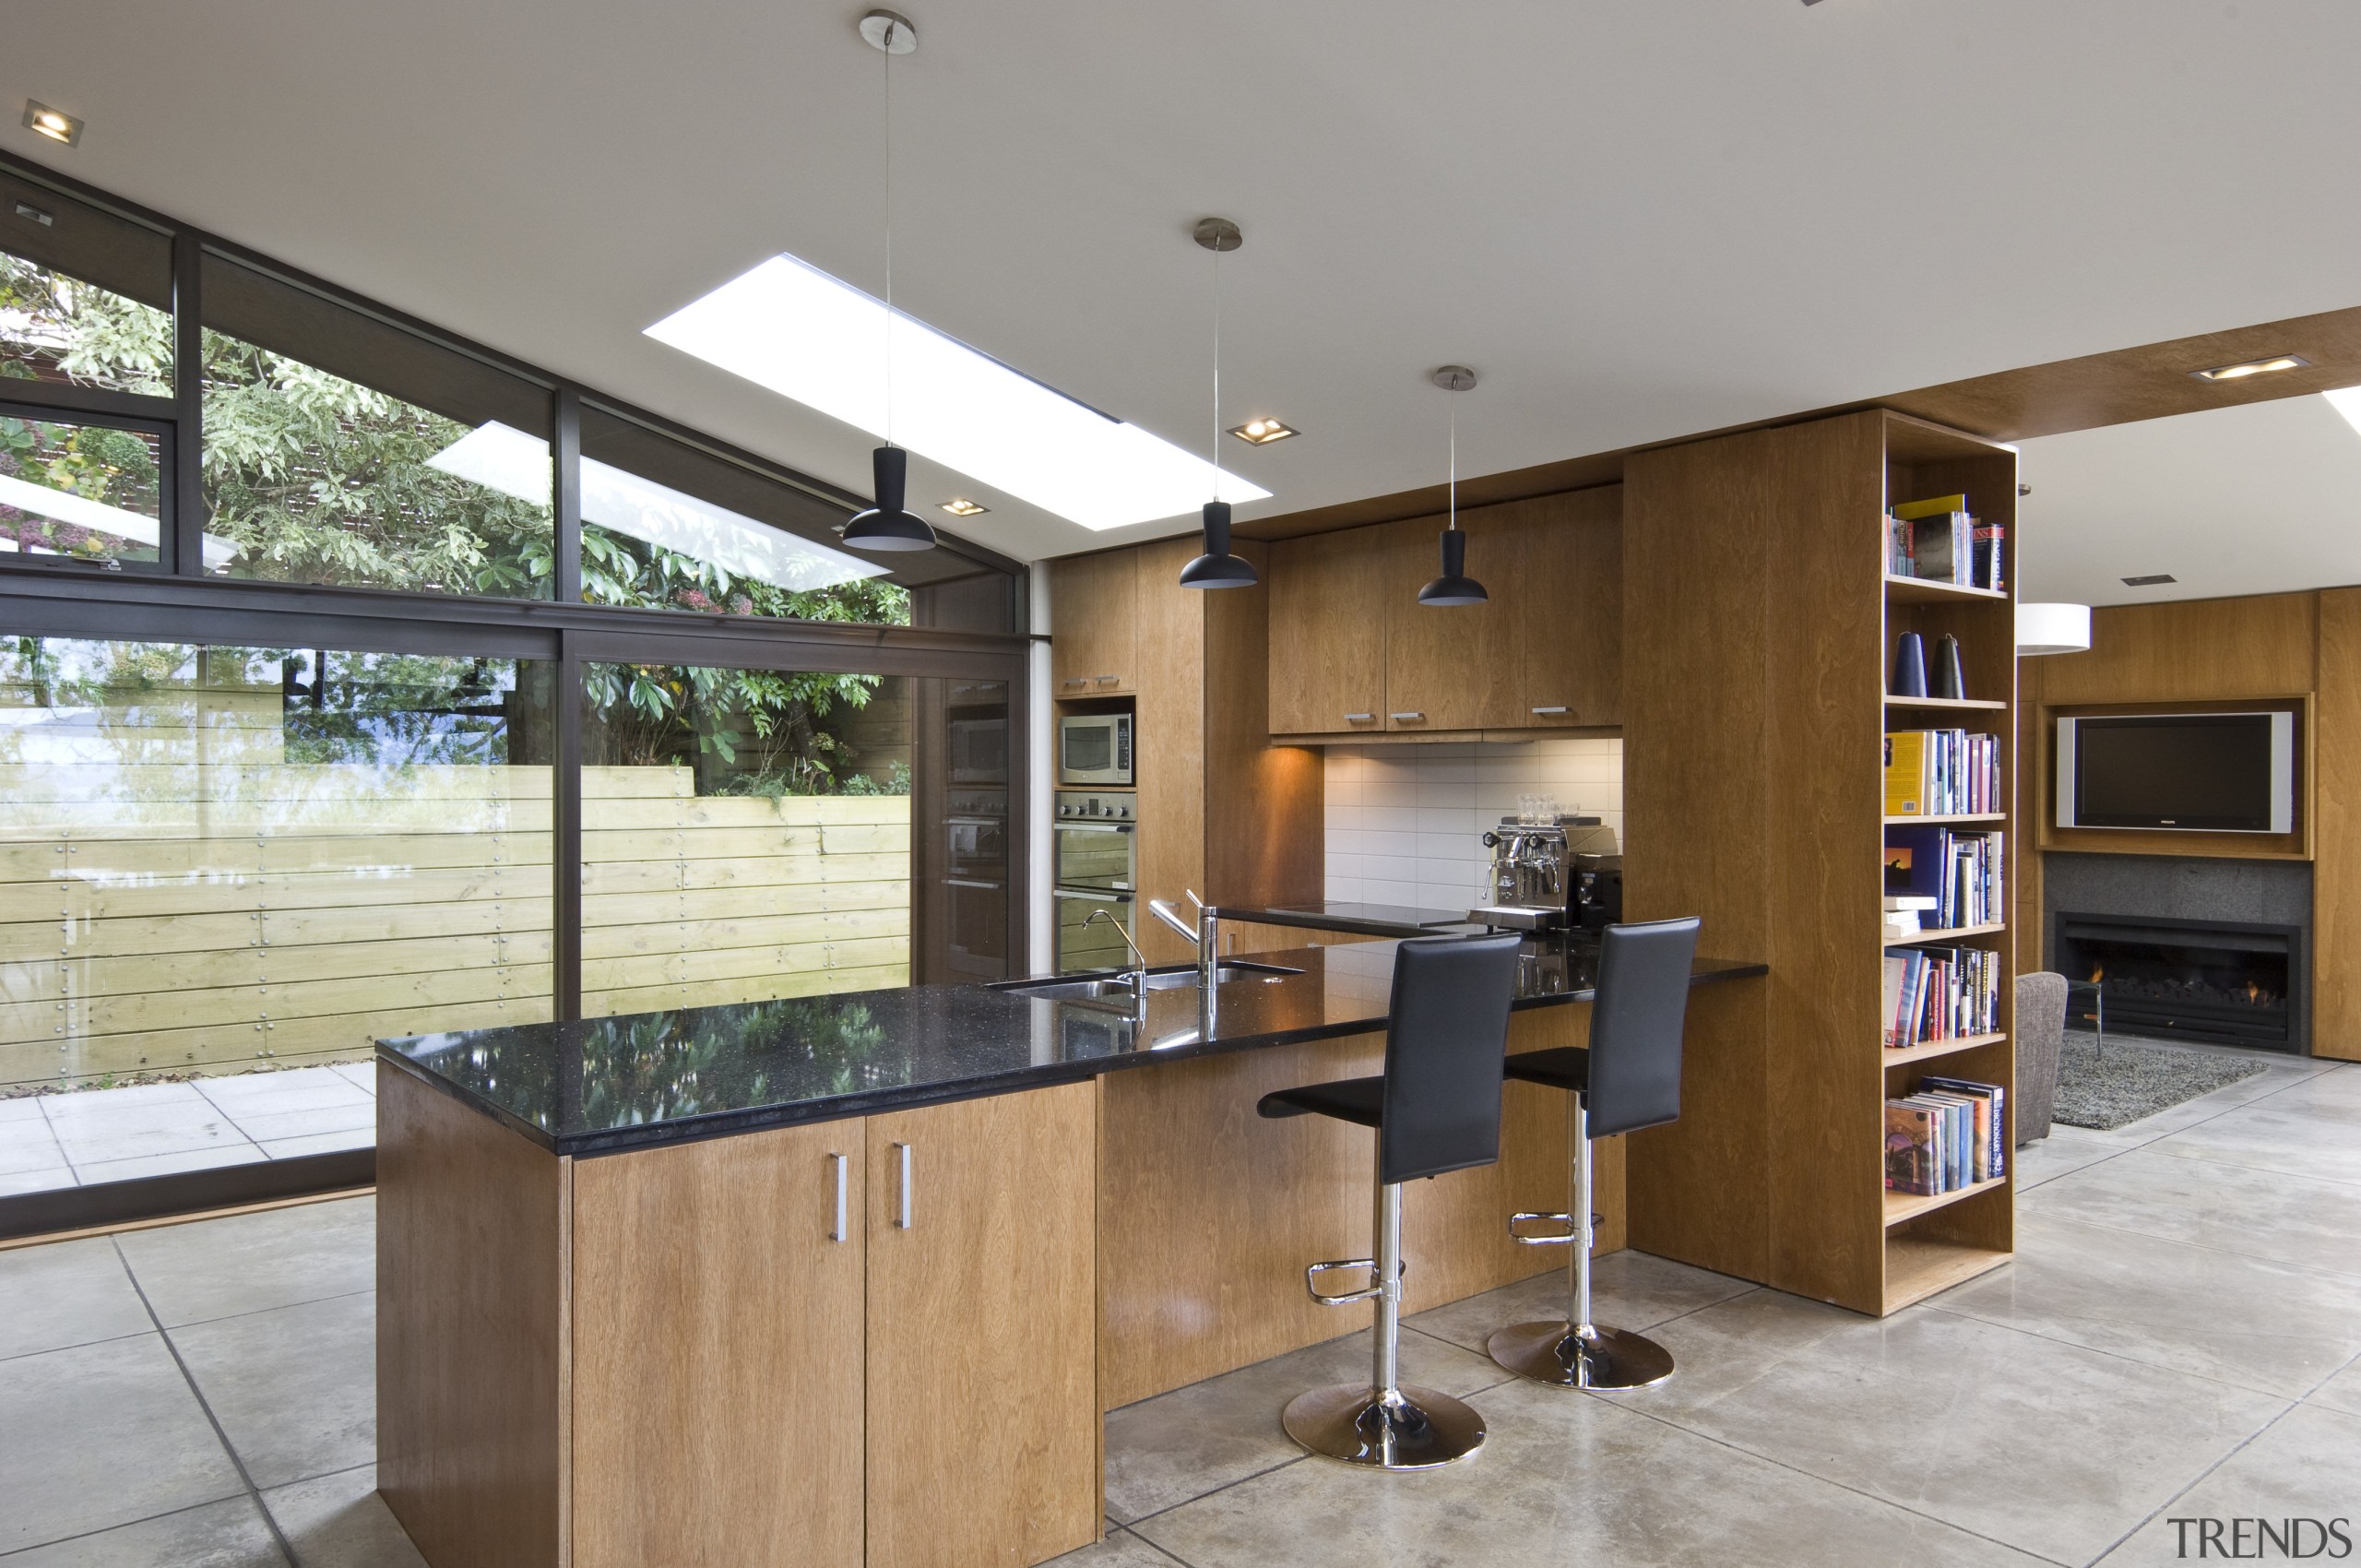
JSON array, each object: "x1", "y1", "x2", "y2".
[
  {"x1": 1584, "y1": 917, "x2": 1701, "y2": 1137},
  {"x1": 1378, "y1": 932, "x2": 1523, "y2": 1184}
]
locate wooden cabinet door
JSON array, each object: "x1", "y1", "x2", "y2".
[
  {"x1": 1515, "y1": 487, "x2": 1624, "y2": 728},
  {"x1": 1050, "y1": 549, "x2": 1140, "y2": 696},
  {"x1": 866, "y1": 1083, "x2": 1099, "y2": 1568},
  {"x1": 1268, "y1": 528, "x2": 1386, "y2": 737},
  {"x1": 1381, "y1": 512, "x2": 1525, "y2": 732},
  {"x1": 571, "y1": 1122, "x2": 866, "y2": 1568}
]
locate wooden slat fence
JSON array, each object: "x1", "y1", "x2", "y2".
[{"x1": 0, "y1": 707, "x2": 910, "y2": 1087}]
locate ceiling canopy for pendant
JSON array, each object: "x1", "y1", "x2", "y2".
[{"x1": 1418, "y1": 364, "x2": 1486, "y2": 607}]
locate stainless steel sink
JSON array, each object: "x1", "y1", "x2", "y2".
[{"x1": 997, "y1": 961, "x2": 1299, "y2": 1004}]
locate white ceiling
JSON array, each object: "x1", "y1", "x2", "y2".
[
  {"x1": 2018, "y1": 395, "x2": 2361, "y2": 609},
  {"x1": 8, "y1": 1, "x2": 2361, "y2": 564}
]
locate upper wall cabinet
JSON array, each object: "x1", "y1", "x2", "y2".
[
  {"x1": 1266, "y1": 486, "x2": 1623, "y2": 740},
  {"x1": 1050, "y1": 549, "x2": 1142, "y2": 696},
  {"x1": 1268, "y1": 528, "x2": 1388, "y2": 737},
  {"x1": 1378, "y1": 514, "x2": 1525, "y2": 733},
  {"x1": 1510, "y1": 488, "x2": 1622, "y2": 729}
]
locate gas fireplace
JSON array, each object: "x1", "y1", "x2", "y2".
[{"x1": 2054, "y1": 912, "x2": 2301, "y2": 1052}]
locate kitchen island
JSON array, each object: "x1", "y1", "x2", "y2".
[{"x1": 376, "y1": 936, "x2": 1762, "y2": 1568}]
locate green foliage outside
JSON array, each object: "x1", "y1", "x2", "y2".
[{"x1": 0, "y1": 251, "x2": 913, "y2": 796}]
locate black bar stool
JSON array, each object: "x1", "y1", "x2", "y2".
[
  {"x1": 1491, "y1": 916, "x2": 1700, "y2": 1391},
  {"x1": 1255, "y1": 932, "x2": 1523, "y2": 1470}
]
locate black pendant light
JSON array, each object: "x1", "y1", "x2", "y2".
[
  {"x1": 844, "y1": 10, "x2": 937, "y2": 553},
  {"x1": 1179, "y1": 217, "x2": 1257, "y2": 589},
  {"x1": 1418, "y1": 364, "x2": 1487, "y2": 607}
]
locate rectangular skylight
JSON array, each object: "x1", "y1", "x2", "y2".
[
  {"x1": 429, "y1": 422, "x2": 886, "y2": 593},
  {"x1": 644, "y1": 254, "x2": 1267, "y2": 531},
  {"x1": 2324, "y1": 386, "x2": 2361, "y2": 439}
]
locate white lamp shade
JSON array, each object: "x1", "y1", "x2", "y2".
[{"x1": 2017, "y1": 602, "x2": 2092, "y2": 657}]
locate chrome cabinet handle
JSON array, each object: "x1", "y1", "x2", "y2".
[
  {"x1": 1531, "y1": 706, "x2": 1570, "y2": 716},
  {"x1": 1061, "y1": 677, "x2": 1087, "y2": 688},
  {"x1": 1390, "y1": 711, "x2": 1425, "y2": 722},
  {"x1": 1344, "y1": 712, "x2": 1376, "y2": 723},
  {"x1": 1094, "y1": 674, "x2": 1121, "y2": 684},
  {"x1": 830, "y1": 1152, "x2": 849, "y2": 1242},
  {"x1": 893, "y1": 1141, "x2": 913, "y2": 1229}
]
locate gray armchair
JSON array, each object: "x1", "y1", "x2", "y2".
[{"x1": 2015, "y1": 970, "x2": 2067, "y2": 1145}]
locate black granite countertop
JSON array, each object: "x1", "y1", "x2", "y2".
[
  {"x1": 1224, "y1": 902, "x2": 1482, "y2": 939},
  {"x1": 379, "y1": 935, "x2": 1766, "y2": 1158}
]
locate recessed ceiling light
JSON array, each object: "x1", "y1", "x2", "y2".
[
  {"x1": 939, "y1": 498, "x2": 989, "y2": 517},
  {"x1": 21, "y1": 101, "x2": 82, "y2": 147},
  {"x1": 645, "y1": 254, "x2": 1269, "y2": 531},
  {"x1": 2189, "y1": 354, "x2": 2309, "y2": 382},
  {"x1": 2121, "y1": 574, "x2": 2177, "y2": 588},
  {"x1": 1228, "y1": 419, "x2": 1298, "y2": 445}
]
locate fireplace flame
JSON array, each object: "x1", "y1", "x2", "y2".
[
  {"x1": 2247, "y1": 980, "x2": 2262, "y2": 1004},
  {"x1": 2088, "y1": 964, "x2": 2105, "y2": 985}
]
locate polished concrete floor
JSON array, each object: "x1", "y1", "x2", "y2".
[{"x1": 1, "y1": 1054, "x2": 2354, "y2": 1566}]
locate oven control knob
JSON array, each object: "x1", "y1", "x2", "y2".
[{"x1": 1116, "y1": 803, "x2": 1130, "y2": 817}]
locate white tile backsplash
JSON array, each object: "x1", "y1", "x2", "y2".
[{"x1": 1323, "y1": 737, "x2": 1623, "y2": 913}]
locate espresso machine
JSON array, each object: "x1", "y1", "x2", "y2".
[{"x1": 1470, "y1": 816, "x2": 1621, "y2": 932}]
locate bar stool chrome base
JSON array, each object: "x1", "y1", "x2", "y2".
[
  {"x1": 1487, "y1": 1319, "x2": 1675, "y2": 1391},
  {"x1": 1281, "y1": 1383, "x2": 1486, "y2": 1469}
]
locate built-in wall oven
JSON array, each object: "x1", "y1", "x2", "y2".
[
  {"x1": 1058, "y1": 713, "x2": 1133, "y2": 787},
  {"x1": 1053, "y1": 789, "x2": 1137, "y2": 973}
]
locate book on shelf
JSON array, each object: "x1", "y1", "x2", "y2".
[
  {"x1": 1886, "y1": 1076, "x2": 2007, "y2": 1196},
  {"x1": 1886, "y1": 494, "x2": 2004, "y2": 591},
  {"x1": 1881, "y1": 942, "x2": 2001, "y2": 1048},
  {"x1": 1882, "y1": 911, "x2": 1922, "y2": 940},
  {"x1": 1883, "y1": 895, "x2": 1939, "y2": 912},
  {"x1": 1884, "y1": 825, "x2": 2004, "y2": 930},
  {"x1": 1920, "y1": 1075, "x2": 2008, "y2": 1182},
  {"x1": 1882, "y1": 729, "x2": 2002, "y2": 817}
]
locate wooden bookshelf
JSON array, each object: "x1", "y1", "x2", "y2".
[
  {"x1": 1881, "y1": 1030, "x2": 2007, "y2": 1068},
  {"x1": 1884, "y1": 695, "x2": 2008, "y2": 712},
  {"x1": 1622, "y1": 406, "x2": 2016, "y2": 1319},
  {"x1": 1891, "y1": 924, "x2": 2006, "y2": 944},
  {"x1": 1884, "y1": 575, "x2": 2008, "y2": 605},
  {"x1": 1884, "y1": 1235, "x2": 2011, "y2": 1311},
  {"x1": 1883, "y1": 1175, "x2": 2008, "y2": 1227}
]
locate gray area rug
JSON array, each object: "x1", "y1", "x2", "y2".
[{"x1": 2052, "y1": 1033, "x2": 2268, "y2": 1131}]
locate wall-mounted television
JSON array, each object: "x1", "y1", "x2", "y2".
[{"x1": 2056, "y1": 712, "x2": 2296, "y2": 833}]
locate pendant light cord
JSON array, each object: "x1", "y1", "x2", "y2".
[
  {"x1": 1448, "y1": 394, "x2": 1459, "y2": 532},
  {"x1": 1210, "y1": 239, "x2": 1223, "y2": 505},
  {"x1": 882, "y1": 22, "x2": 896, "y2": 450}
]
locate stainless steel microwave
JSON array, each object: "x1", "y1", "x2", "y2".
[{"x1": 1058, "y1": 713, "x2": 1133, "y2": 786}]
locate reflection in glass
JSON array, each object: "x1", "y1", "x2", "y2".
[
  {"x1": 0, "y1": 637, "x2": 552, "y2": 1190},
  {"x1": 578, "y1": 663, "x2": 1010, "y2": 1010},
  {"x1": 0, "y1": 249, "x2": 172, "y2": 397},
  {"x1": 0, "y1": 413, "x2": 166, "y2": 567},
  {"x1": 577, "y1": 407, "x2": 912, "y2": 624}
]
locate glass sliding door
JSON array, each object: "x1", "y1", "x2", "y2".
[
  {"x1": 0, "y1": 636, "x2": 551, "y2": 1195},
  {"x1": 579, "y1": 659, "x2": 1012, "y2": 1013}
]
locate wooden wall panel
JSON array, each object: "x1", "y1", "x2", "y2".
[
  {"x1": 1097, "y1": 1004, "x2": 1613, "y2": 1409},
  {"x1": 569, "y1": 1123, "x2": 866, "y2": 1568},
  {"x1": 377, "y1": 1064, "x2": 567, "y2": 1568},
  {"x1": 1203, "y1": 540, "x2": 1324, "y2": 913},
  {"x1": 1619, "y1": 431, "x2": 1775, "y2": 1285},
  {"x1": 1135, "y1": 537, "x2": 1206, "y2": 965},
  {"x1": 1762, "y1": 413, "x2": 1890, "y2": 1312},
  {"x1": 2016, "y1": 588, "x2": 2357, "y2": 1060},
  {"x1": 2308, "y1": 590, "x2": 2361, "y2": 1061}
]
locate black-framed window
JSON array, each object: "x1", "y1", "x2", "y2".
[{"x1": 0, "y1": 148, "x2": 1029, "y2": 1239}]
